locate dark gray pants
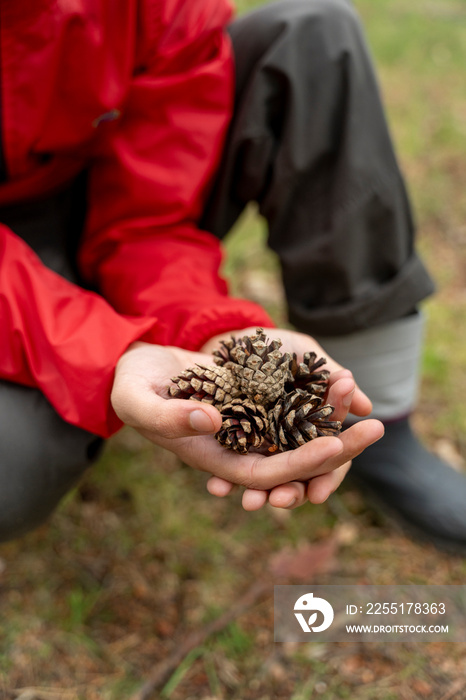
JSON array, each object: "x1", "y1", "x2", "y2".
[
  {"x1": 203, "y1": 0, "x2": 434, "y2": 334},
  {"x1": 0, "y1": 0, "x2": 434, "y2": 542}
]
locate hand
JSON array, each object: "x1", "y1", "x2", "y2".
[
  {"x1": 200, "y1": 327, "x2": 383, "y2": 510},
  {"x1": 111, "y1": 338, "x2": 384, "y2": 510}
]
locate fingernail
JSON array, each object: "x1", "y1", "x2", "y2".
[
  {"x1": 189, "y1": 409, "x2": 215, "y2": 433},
  {"x1": 286, "y1": 498, "x2": 297, "y2": 509}
]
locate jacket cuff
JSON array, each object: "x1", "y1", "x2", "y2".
[{"x1": 145, "y1": 300, "x2": 276, "y2": 351}]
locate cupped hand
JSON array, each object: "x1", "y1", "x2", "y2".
[
  {"x1": 200, "y1": 326, "x2": 383, "y2": 510},
  {"x1": 111, "y1": 337, "x2": 383, "y2": 511}
]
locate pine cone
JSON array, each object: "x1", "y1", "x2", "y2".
[
  {"x1": 287, "y1": 351, "x2": 330, "y2": 397},
  {"x1": 226, "y1": 328, "x2": 293, "y2": 407},
  {"x1": 268, "y1": 389, "x2": 341, "y2": 452},
  {"x1": 169, "y1": 364, "x2": 240, "y2": 408},
  {"x1": 216, "y1": 398, "x2": 269, "y2": 454}
]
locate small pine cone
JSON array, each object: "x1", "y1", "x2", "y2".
[
  {"x1": 287, "y1": 351, "x2": 330, "y2": 396},
  {"x1": 168, "y1": 364, "x2": 240, "y2": 408},
  {"x1": 216, "y1": 398, "x2": 269, "y2": 454},
  {"x1": 227, "y1": 328, "x2": 292, "y2": 407},
  {"x1": 268, "y1": 389, "x2": 341, "y2": 452}
]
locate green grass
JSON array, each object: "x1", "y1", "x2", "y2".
[{"x1": 2, "y1": 1, "x2": 466, "y2": 699}]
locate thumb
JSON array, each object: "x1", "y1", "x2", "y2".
[
  {"x1": 152, "y1": 398, "x2": 222, "y2": 439},
  {"x1": 113, "y1": 383, "x2": 223, "y2": 439}
]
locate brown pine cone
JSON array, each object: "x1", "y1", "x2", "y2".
[
  {"x1": 226, "y1": 328, "x2": 292, "y2": 407},
  {"x1": 287, "y1": 351, "x2": 330, "y2": 397},
  {"x1": 268, "y1": 389, "x2": 341, "y2": 452},
  {"x1": 216, "y1": 398, "x2": 269, "y2": 454},
  {"x1": 168, "y1": 364, "x2": 240, "y2": 408}
]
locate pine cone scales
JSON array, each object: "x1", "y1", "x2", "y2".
[
  {"x1": 168, "y1": 364, "x2": 240, "y2": 408},
  {"x1": 213, "y1": 337, "x2": 238, "y2": 367},
  {"x1": 168, "y1": 327, "x2": 342, "y2": 454},
  {"x1": 269, "y1": 390, "x2": 341, "y2": 452},
  {"x1": 216, "y1": 399, "x2": 269, "y2": 454},
  {"x1": 288, "y1": 351, "x2": 330, "y2": 396},
  {"x1": 226, "y1": 330, "x2": 292, "y2": 406}
]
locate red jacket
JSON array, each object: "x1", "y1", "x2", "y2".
[{"x1": 0, "y1": 0, "x2": 273, "y2": 437}]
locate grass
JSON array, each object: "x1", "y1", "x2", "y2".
[{"x1": 2, "y1": 1, "x2": 466, "y2": 699}]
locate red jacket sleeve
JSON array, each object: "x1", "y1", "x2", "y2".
[
  {"x1": 0, "y1": 226, "x2": 157, "y2": 437},
  {"x1": 79, "y1": 0, "x2": 274, "y2": 351}
]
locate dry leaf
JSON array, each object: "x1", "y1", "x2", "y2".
[
  {"x1": 334, "y1": 521, "x2": 359, "y2": 546},
  {"x1": 268, "y1": 538, "x2": 339, "y2": 582}
]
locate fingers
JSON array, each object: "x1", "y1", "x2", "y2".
[
  {"x1": 146, "y1": 407, "x2": 383, "y2": 497},
  {"x1": 307, "y1": 460, "x2": 353, "y2": 503},
  {"x1": 207, "y1": 475, "x2": 303, "y2": 511},
  {"x1": 208, "y1": 460, "x2": 353, "y2": 511},
  {"x1": 143, "y1": 399, "x2": 223, "y2": 439},
  {"x1": 265, "y1": 463, "x2": 352, "y2": 510},
  {"x1": 204, "y1": 421, "x2": 382, "y2": 509},
  {"x1": 207, "y1": 476, "x2": 307, "y2": 511},
  {"x1": 238, "y1": 419, "x2": 383, "y2": 490},
  {"x1": 206, "y1": 476, "x2": 235, "y2": 497},
  {"x1": 155, "y1": 418, "x2": 380, "y2": 492},
  {"x1": 115, "y1": 340, "x2": 384, "y2": 492},
  {"x1": 326, "y1": 368, "x2": 372, "y2": 418},
  {"x1": 319, "y1": 419, "x2": 384, "y2": 474},
  {"x1": 267, "y1": 481, "x2": 307, "y2": 510},
  {"x1": 242, "y1": 489, "x2": 269, "y2": 511},
  {"x1": 112, "y1": 375, "x2": 223, "y2": 439},
  {"x1": 326, "y1": 375, "x2": 355, "y2": 424},
  {"x1": 240, "y1": 451, "x2": 354, "y2": 511},
  {"x1": 244, "y1": 436, "x2": 345, "y2": 489}
]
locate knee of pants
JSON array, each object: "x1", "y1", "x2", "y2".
[
  {"x1": 245, "y1": 0, "x2": 364, "y2": 60},
  {"x1": 0, "y1": 383, "x2": 103, "y2": 542},
  {"x1": 272, "y1": 0, "x2": 360, "y2": 27},
  {"x1": 294, "y1": 0, "x2": 364, "y2": 56},
  {"x1": 240, "y1": 0, "x2": 361, "y2": 41}
]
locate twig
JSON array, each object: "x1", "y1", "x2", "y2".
[{"x1": 129, "y1": 578, "x2": 269, "y2": 700}]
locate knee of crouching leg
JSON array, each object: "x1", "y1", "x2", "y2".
[
  {"x1": 299, "y1": 0, "x2": 360, "y2": 26},
  {"x1": 0, "y1": 468, "x2": 54, "y2": 543},
  {"x1": 0, "y1": 383, "x2": 101, "y2": 542},
  {"x1": 0, "y1": 434, "x2": 96, "y2": 543},
  {"x1": 284, "y1": 0, "x2": 364, "y2": 55},
  {"x1": 0, "y1": 501, "x2": 42, "y2": 543}
]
